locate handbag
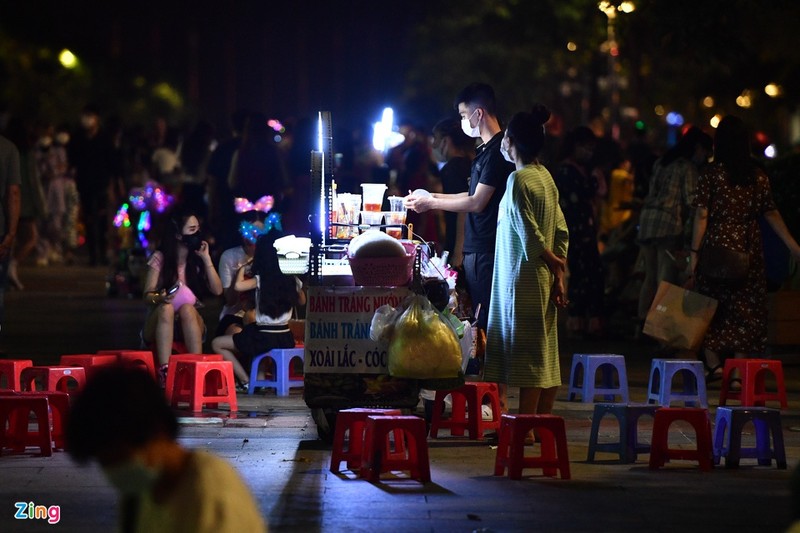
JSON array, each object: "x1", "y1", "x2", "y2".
[
  {"x1": 698, "y1": 245, "x2": 749, "y2": 282},
  {"x1": 643, "y1": 281, "x2": 718, "y2": 350}
]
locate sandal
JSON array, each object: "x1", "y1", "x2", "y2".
[
  {"x1": 235, "y1": 381, "x2": 249, "y2": 393},
  {"x1": 704, "y1": 364, "x2": 723, "y2": 384}
]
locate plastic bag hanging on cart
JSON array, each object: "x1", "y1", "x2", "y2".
[{"x1": 371, "y1": 294, "x2": 462, "y2": 379}]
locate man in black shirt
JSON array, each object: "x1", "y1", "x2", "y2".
[{"x1": 406, "y1": 83, "x2": 513, "y2": 330}]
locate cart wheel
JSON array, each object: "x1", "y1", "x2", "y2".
[{"x1": 311, "y1": 408, "x2": 337, "y2": 444}]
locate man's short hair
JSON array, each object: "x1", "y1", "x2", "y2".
[{"x1": 454, "y1": 83, "x2": 497, "y2": 116}]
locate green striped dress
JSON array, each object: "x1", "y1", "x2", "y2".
[{"x1": 484, "y1": 164, "x2": 569, "y2": 388}]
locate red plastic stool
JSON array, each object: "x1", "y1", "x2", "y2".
[
  {"x1": 330, "y1": 408, "x2": 405, "y2": 473},
  {"x1": 429, "y1": 382, "x2": 501, "y2": 439},
  {"x1": 0, "y1": 395, "x2": 53, "y2": 456},
  {"x1": 60, "y1": 354, "x2": 119, "y2": 381},
  {"x1": 649, "y1": 407, "x2": 713, "y2": 471},
  {"x1": 170, "y1": 360, "x2": 238, "y2": 412},
  {"x1": 719, "y1": 359, "x2": 788, "y2": 408},
  {"x1": 494, "y1": 414, "x2": 571, "y2": 480},
  {"x1": 20, "y1": 366, "x2": 86, "y2": 393},
  {"x1": 117, "y1": 350, "x2": 157, "y2": 379},
  {"x1": 166, "y1": 354, "x2": 224, "y2": 402},
  {"x1": 0, "y1": 390, "x2": 70, "y2": 450},
  {"x1": 360, "y1": 415, "x2": 431, "y2": 482},
  {"x1": 0, "y1": 359, "x2": 33, "y2": 391}
]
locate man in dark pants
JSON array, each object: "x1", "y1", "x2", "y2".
[{"x1": 405, "y1": 83, "x2": 513, "y2": 332}]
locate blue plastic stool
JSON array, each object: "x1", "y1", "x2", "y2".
[
  {"x1": 587, "y1": 403, "x2": 659, "y2": 463},
  {"x1": 647, "y1": 359, "x2": 707, "y2": 407},
  {"x1": 712, "y1": 406, "x2": 787, "y2": 469},
  {"x1": 567, "y1": 354, "x2": 629, "y2": 403},
  {"x1": 248, "y1": 347, "x2": 304, "y2": 396}
]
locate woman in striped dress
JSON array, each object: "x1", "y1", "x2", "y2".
[{"x1": 484, "y1": 105, "x2": 569, "y2": 417}]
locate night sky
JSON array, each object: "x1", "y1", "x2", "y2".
[{"x1": 1, "y1": 0, "x2": 430, "y2": 131}]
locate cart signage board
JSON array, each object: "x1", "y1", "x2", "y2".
[{"x1": 305, "y1": 286, "x2": 410, "y2": 374}]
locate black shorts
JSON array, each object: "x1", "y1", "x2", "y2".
[
  {"x1": 232, "y1": 323, "x2": 295, "y2": 368},
  {"x1": 215, "y1": 314, "x2": 245, "y2": 337}
]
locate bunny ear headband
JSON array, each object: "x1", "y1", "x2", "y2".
[
  {"x1": 238, "y1": 212, "x2": 282, "y2": 244},
  {"x1": 234, "y1": 195, "x2": 275, "y2": 214}
]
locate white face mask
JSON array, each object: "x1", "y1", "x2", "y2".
[
  {"x1": 461, "y1": 109, "x2": 481, "y2": 138},
  {"x1": 431, "y1": 138, "x2": 446, "y2": 163},
  {"x1": 500, "y1": 138, "x2": 514, "y2": 164},
  {"x1": 102, "y1": 458, "x2": 160, "y2": 495}
]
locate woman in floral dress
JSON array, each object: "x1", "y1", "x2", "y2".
[{"x1": 690, "y1": 116, "x2": 800, "y2": 375}]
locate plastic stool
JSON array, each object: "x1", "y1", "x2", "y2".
[
  {"x1": 0, "y1": 395, "x2": 53, "y2": 456},
  {"x1": 719, "y1": 359, "x2": 788, "y2": 408},
  {"x1": 587, "y1": 403, "x2": 659, "y2": 463},
  {"x1": 60, "y1": 354, "x2": 119, "y2": 381},
  {"x1": 166, "y1": 354, "x2": 224, "y2": 403},
  {"x1": 567, "y1": 354, "x2": 629, "y2": 403},
  {"x1": 713, "y1": 406, "x2": 787, "y2": 469},
  {"x1": 170, "y1": 361, "x2": 238, "y2": 412},
  {"x1": 429, "y1": 382, "x2": 501, "y2": 439},
  {"x1": 330, "y1": 408, "x2": 404, "y2": 473},
  {"x1": 494, "y1": 414, "x2": 571, "y2": 480},
  {"x1": 0, "y1": 390, "x2": 70, "y2": 450},
  {"x1": 248, "y1": 348, "x2": 304, "y2": 396},
  {"x1": 0, "y1": 359, "x2": 33, "y2": 391},
  {"x1": 117, "y1": 350, "x2": 157, "y2": 379},
  {"x1": 649, "y1": 407, "x2": 713, "y2": 471},
  {"x1": 360, "y1": 415, "x2": 431, "y2": 482},
  {"x1": 647, "y1": 359, "x2": 707, "y2": 407},
  {"x1": 20, "y1": 366, "x2": 86, "y2": 393}
]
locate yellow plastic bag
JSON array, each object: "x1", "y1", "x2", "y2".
[{"x1": 386, "y1": 295, "x2": 462, "y2": 379}]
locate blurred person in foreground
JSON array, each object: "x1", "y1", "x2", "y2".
[
  {"x1": 689, "y1": 115, "x2": 800, "y2": 378},
  {"x1": 483, "y1": 105, "x2": 569, "y2": 417},
  {"x1": 66, "y1": 366, "x2": 267, "y2": 533}
]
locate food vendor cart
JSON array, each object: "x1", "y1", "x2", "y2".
[{"x1": 303, "y1": 112, "x2": 422, "y2": 442}]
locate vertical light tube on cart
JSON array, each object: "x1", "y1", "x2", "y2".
[{"x1": 317, "y1": 112, "x2": 325, "y2": 238}]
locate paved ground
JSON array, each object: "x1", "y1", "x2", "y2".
[{"x1": 1, "y1": 264, "x2": 799, "y2": 532}]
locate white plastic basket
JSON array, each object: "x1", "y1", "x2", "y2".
[{"x1": 278, "y1": 252, "x2": 310, "y2": 275}]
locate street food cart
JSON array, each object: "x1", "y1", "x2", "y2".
[{"x1": 302, "y1": 112, "x2": 423, "y2": 442}]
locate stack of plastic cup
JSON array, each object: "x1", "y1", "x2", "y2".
[
  {"x1": 384, "y1": 195, "x2": 407, "y2": 239},
  {"x1": 361, "y1": 183, "x2": 387, "y2": 212}
]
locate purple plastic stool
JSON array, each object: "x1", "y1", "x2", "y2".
[
  {"x1": 647, "y1": 359, "x2": 707, "y2": 407},
  {"x1": 567, "y1": 354, "x2": 629, "y2": 403},
  {"x1": 713, "y1": 406, "x2": 786, "y2": 469}
]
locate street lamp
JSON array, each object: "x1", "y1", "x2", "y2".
[{"x1": 598, "y1": 1, "x2": 634, "y2": 141}]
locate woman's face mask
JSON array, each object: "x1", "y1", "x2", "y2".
[
  {"x1": 102, "y1": 457, "x2": 160, "y2": 495},
  {"x1": 431, "y1": 137, "x2": 447, "y2": 163},
  {"x1": 181, "y1": 232, "x2": 203, "y2": 252},
  {"x1": 500, "y1": 136, "x2": 514, "y2": 164}
]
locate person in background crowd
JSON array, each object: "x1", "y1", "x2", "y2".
[
  {"x1": 430, "y1": 117, "x2": 473, "y2": 265},
  {"x1": 208, "y1": 110, "x2": 248, "y2": 253},
  {"x1": 69, "y1": 104, "x2": 116, "y2": 266},
  {"x1": 0, "y1": 133, "x2": 21, "y2": 338},
  {"x1": 637, "y1": 126, "x2": 712, "y2": 336},
  {"x1": 228, "y1": 112, "x2": 288, "y2": 210},
  {"x1": 215, "y1": 210, "x2": 265, "y2": 338},
  {"x1": 211, "y1": 227, "x2": 305, "y2": 389},
  {"x1": 179, "y1": 120, "x2": 215, "y2": 222},
  {"x1": 405, "y1": 83, "x2": 514, "y2": 332},
  {"x1": 4, "y1": 117, "x2": 46, "y2": 289},
  {"x1": 142, "y1": 210, "x2": 222, "y2": 384},
  {"x1": 66, "y1": 366, "x2": 267, "y2": 533},
  {"x1": 484, "y1": 105, "x2": 569, "y2": 419},
  {"x1": 689, "y1": 115, "x2": 800, "y2": 380},
  {"x1": 552, "y1": 126, "x2": 605, "y2": 338}
]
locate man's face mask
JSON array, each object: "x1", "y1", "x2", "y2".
[{"x1": 461, "y1": 109, "x2": 481, "y2": 138}]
